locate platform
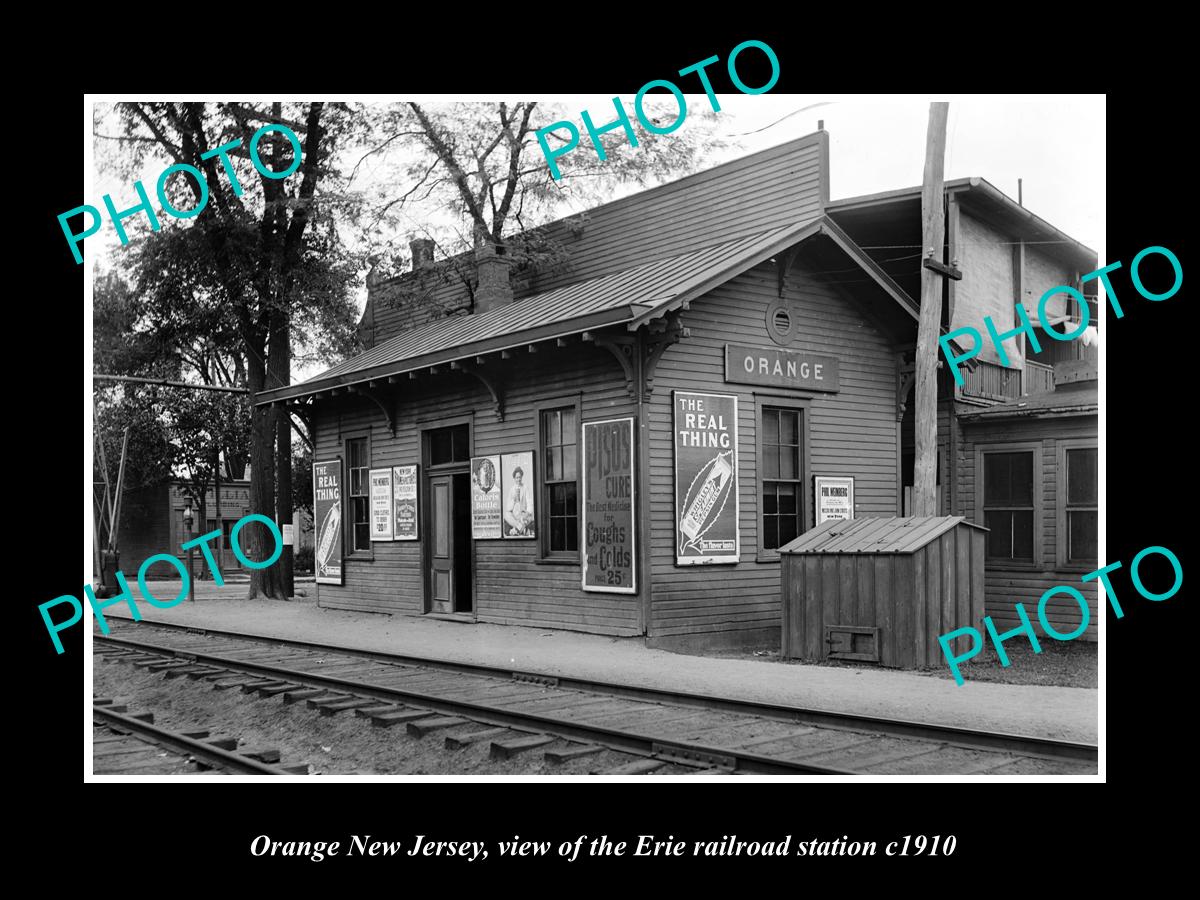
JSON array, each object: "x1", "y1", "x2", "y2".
[{"x1": 95, "y1": 579, "x2": 1098, "y2": 744}]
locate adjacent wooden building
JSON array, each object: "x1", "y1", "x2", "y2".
[{"x1": 259, "y1": 129, "x2": 1101, "y2": 653}]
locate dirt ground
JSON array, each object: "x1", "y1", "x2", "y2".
[
  {"x1": 715, "y1": 641, "x2": 1098, "y2": 689},
  {"x1": 92, "y1": 654, "x2": 695, "y2": 776}
]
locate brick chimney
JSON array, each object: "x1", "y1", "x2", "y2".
[
  {"x1": 474, "y1": 241, "x2": 514, "y2": 313},
  {"x1": 410, "y1": 238, "x2": 435, "y2": 271}
]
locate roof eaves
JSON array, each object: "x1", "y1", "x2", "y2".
[{"x1": 255, "y1": 304, "x2": 637, "y2": 406}]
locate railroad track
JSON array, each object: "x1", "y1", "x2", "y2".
[
  {"x1": 93, "y1": 700, "x2": 303, "y2": 775},
  {"x1": 94, "y1": 619, "x2": 1097, "y2": 776}
]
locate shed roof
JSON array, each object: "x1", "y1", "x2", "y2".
[
  {"x1": 958, "y1": 380, "x2": 1098, "y2": 422},
  {"x1": 256, "y1": 216, "x2": 930, "y2": 405},
  {"x1": 779, "y1": 516, "x2": 987, "y2": 555}
]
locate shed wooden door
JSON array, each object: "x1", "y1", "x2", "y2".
[{"x1": 428, "y1": 474, "x2": 455, "y2": 613}]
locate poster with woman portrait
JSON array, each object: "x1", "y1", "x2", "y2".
[
  {"x1": 470, "y1": 455, "x2": 502, "y2": 539},
  {"x1": 500, "y1": 452, "x2": 536, "y2": 539}
]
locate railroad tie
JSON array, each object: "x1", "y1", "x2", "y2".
[
  {"x1": 146, "y1": 660, "x2": 190, "y2": 672},
  {"x1": 212, "y1": 677, "x2": 258, "y2": 691},
  {"x1": 596, "y1": 758, "x2": 665, "y2": 775},
  {"x1": 353, "y1": 704, "x2": 403, "y2": 719},
  {"x1": 163, "y1": 665, "x2": 218, "y2": 680},
  {"x1": 205, "y1": 737, "x2": 238, "y2": 750},
  {"x1": 256, "y1": 683, "x2": 303, "y2": 697},
  {"x1": 317, "y1": 698, "x2": 379, "y2": 716},
  {"x1": 306, "y1": 694, "x2": 356, "y2": 710},
  {"x1": 282, "y1": 688, "x2": 334, "y2": 704},
  {"x1": 444, "y1": 727, "x2": 513, "y2": 750},
  {"x1": 544, "y1": 744, "x2": 606, "y2": 765},
  {"x1": 240, "y1": 679, "x2": 290, "y2": 694},
  {"x1": 240, "y1": 747, "x2": 283, "y2": 764},
  {"x1": 490, "y1": 734, "x2": 557, "y2": 760},
  {"x1": 370, "y1": 709, "x2": 435, "y2": 728},
  {"x1": 406, "y1": 716, "x2": 469, "y2": 737}
]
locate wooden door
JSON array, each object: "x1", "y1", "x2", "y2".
[{"x1": 429, "y1": 474, "x2": 454, "y2": 613}]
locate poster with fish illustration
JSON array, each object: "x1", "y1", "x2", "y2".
[
  {"x1": 673, "y1": 391, "x2": 739, "y2": 565},
  {"x1": 313, "y1": 458, "x2": 343, "y2": 584}
]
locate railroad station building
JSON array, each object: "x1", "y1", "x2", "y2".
[{"x1": 258, "y1": 130, "x2": 1100, "y2": 653}]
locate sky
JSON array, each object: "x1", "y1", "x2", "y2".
[{"x1": 87, "y1": 94, "x2": 1105, "y2": 384}]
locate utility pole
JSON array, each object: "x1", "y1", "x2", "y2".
[{"x1": 913, "y1": 102, "x2": 950, "y2": 517}]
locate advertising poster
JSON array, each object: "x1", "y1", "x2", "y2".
[
  {"x1": 369, "y1": 468, "x2": 394, "y2": 541},
  {"x1": 500, "y1": 452, "x2": 537, "y2": 539},
  {"x1": 815, "y1": 476, "x2": 854, "y2": 523},
  {"x1": 582, "y1": 417, "x2": 636, "y2": 593},
  {"x1": 312, "y1": 458, "x2": 343, "y2": 585},
  {"x1": 392, "y1": 465, "x2": 419, "y2": 540},
  {"x1": 470, "y1": 455, "x2": 502, "y2": 539},
  {"x1": 673, "y1": 391, "x2": 739, "y2": 565}
]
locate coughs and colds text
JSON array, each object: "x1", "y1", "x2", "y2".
[{"x1": 251, "y1": 833, "x2": 956, "y2": 862}]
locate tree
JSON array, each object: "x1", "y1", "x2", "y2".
[
  {"x1": 97, "y1": 101, "x2": 362, "y2": 599},
  {"x1": 358, "y1": 101, "x2": 727, "y2": 288}
]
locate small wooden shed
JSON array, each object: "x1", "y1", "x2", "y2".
[{"x1": 779, "y1": 516, "x2": 987, "y2": 668}]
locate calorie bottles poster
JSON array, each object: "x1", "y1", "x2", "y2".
[{"x1": 673, "y1": 392, "x2": 739, "y2": 565}]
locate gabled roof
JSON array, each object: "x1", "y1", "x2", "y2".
[
  {"x1": 256, "y1": 216, "x2": 925, "y2": 405},
  {"x1": 779, "y1": 516, "x2": 987, "y2": 555},
  {"x1": 829, "y1": 176, "x2": 1097, "y2": 272}
]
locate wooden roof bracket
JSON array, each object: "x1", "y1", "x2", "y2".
[
  {"x1": 348, "y1": 384, "x2": 398, "y2": 436},
  {"x1": 896, "y1": 352, "x2": 916, "y2": 422},
  {"x1": 591, "y1": 332, "x2": 638, "y2": 400},
  {"x1": 457, "y1": 360, "x2": 505, "y2": 422},
  {"x1": 777, "y1": 246, "x2": 801, "y2": 298},
  {"x1": 642, "y1": 311, "x2": 690, "y2": 400}
]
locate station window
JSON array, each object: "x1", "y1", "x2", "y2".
[
  {"x1": 347, "y1": 437, "x2": 371, "y2": 552},
  {"x1": 540, "y1": 405, "x2": 579, "y2": 557},
  {"x1": 760, "y1": 406, "x2": 804, "y2": 552},
  {"x1": 982, "y1": 451, "x2": 1035, "y2": 561},
  {"x1": 1059, "y1": 443, "x2": 1097, "y2": 567}
]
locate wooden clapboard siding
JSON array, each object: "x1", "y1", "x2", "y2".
[
  {"x1": 952, "y1": 211, "x2": 1018, "y2": 367},
  {"x1": 780, "y1": 522, "x2": 986, "y2": 668},
  {"x1": 312, "y1": 342, "x2": 640, "y2": 635},
  {"x1": 1023, "y1": 243, "x2": 1076, "y2": 324},
  {"x1": 647, "y1": 250, "x2": 901, "y2": 642},
  {"x1": 366, "y1": 134, "x2": 827, "y2": 344},
  {"x1": 958, "y1": 413, "x2": 1099, "y2": 641}
]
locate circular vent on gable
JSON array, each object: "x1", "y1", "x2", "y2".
[{"x1": 766, "y1": 300, "x2": 797, "y2": 345}]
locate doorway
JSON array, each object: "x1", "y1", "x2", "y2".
[{"x1": 423, "y1": 424, "x2": 473, "y2": 615}]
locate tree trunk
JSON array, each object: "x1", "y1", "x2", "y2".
[
  {"x1": 195, "y1": 489, "x2": 208, "y2": 581},
  {"x1": 270, "y1": 305, "x2": 294, "y2": 598},
  {"x1": 913, "y1": 102, "x2": 949, "y2": 518},
  {"x1": 245, "y1": 339, "x2": 286, "y2": 600}
]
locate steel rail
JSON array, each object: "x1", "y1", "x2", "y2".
[
  {"x1": 98, "y1": 616, "x2": 1098, "y2": 764},
  {"x1": 96, "y1": 634, "x2": 856, "y2": 775},
  {"x1": 92, "y1": 705, "x2": 293, "y2": 775}
]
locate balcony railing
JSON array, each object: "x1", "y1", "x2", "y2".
[
  {"x1": 1024, "y1": 361, "x2": 1055, "y2": 395},
  {"x1": 960, "y1": 360, "x2": 1055, "y2": 401}
]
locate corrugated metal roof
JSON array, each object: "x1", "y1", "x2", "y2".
[
  {"x1": 779, "y1": 516, "x2": 987, "y2": 555},
  {"x1": 315, "y1": 223, "x2": 799, "y2": 382},
  {"x1": 257, "y1": 220, "x2": 830, "y2": 403}
]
